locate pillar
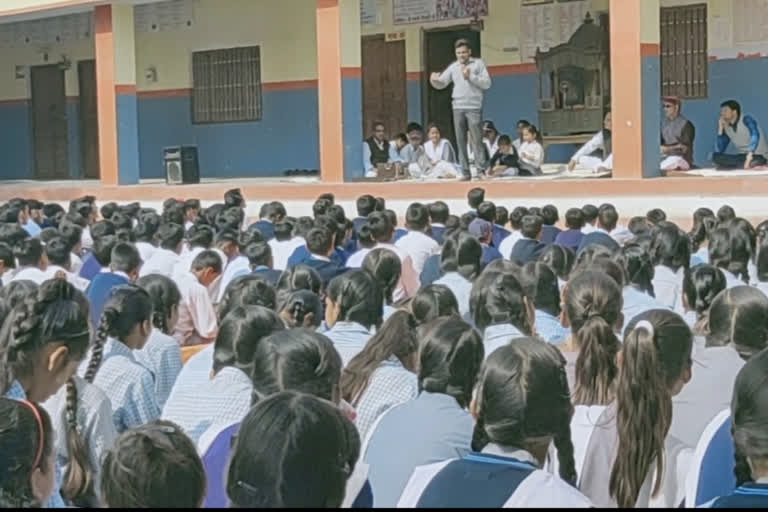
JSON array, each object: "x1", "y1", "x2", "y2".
[
  {"x1": 340, "y1": 0, "x2": 363, "y2": 181},
  {"x1": 609, "y1": 0, "x2": 661, "y2": 179},
  {"x1": 95, "y1": 4, "x2": 140, "y2": 186},
  {"x1": 316, "y1": 0, "x2": 345, "y2": 183}
]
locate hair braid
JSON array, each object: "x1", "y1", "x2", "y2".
[
  {"x1": 470, "y1": 413, "x2": 490, "y2": 452},
  {"x1": 84, "y1": 315, "x2": 111, "y2": 383},
  {"x1": 153, "y1": 310, "x2": 169, "y2": 335},
  {"x1": 733, "y1": 423, "x2": 752, "y2": 487},
  {"x1": 61, "y1": 378, "x2": 93, "y2": 505},
  {"x1": 554, "y1": 421, "x2": 577, "y2": 486}
]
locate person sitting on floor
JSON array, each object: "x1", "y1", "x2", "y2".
[
  {"x1": 487, "y1": 135, "x2": 521, "y2": 177},
  {"x1": 244, "y1": 241, "x2": 282, "y2": 286},
  {"x1": 660, "y1": 96, "x2": 696, "y2": 171},
  {"x1": 517, "y1": 124, "x2": 545, "y2": 176},
  {"x1": 401, "y1": 123, "x2": 427, "y2": 178},
  {"x1": 714, "y1": 99, "x2": 768, "y2": 170},
  {"x1": 411, "y1": 123, "x2": 461, "y2": 180},
  {"x1": 568, "y1": 111, "x2": 613, "y2": 173},
  {"x1": 363, "y1": 122, "x2": 402, "y2": 179},
  {"x1": 512, "y1": 119, "x2": 531, "y2": 150},
  {"x1": 510, "y1": 215, "x2": 548, "y2": 266}
]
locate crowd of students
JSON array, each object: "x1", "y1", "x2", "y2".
[{"x1": 1, "y1": 188, "x2": 768, "y2": 508}]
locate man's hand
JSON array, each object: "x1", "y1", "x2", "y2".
[
  {"x1": 567, "y1": 160, "x2": 577, "y2": 172},
  {"x1": 745, "y1": 152, "x2": 754, "y2": 169},
  {"x1": 462, "y1": 65, "x2": 471, "y2": 79},
  {"x1": 430, "y1": 72, "x2": 441, "y2": 82},
  {"x1": 718, "y1": 116, "x2": 727, "y2": 135}
]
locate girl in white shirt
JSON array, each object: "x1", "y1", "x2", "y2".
[
  {"x1": 414, "y1": 124, "x2": 461, "y2": 180},
  {"x1": 518, "y1": 125, "x2": 544, "y2": 176},
  {"x1": 681, "y1": 264, "x2": 726, "y2": 335},
  {"x1": 568, "y1": 111, "x2": 613, "y2": 172},
  {"x1": 709, "y1": 225, "x2": 751, "y2": 289},
  {"x1": 650, "y1": 225, "x2": 691, "y2": 314}
]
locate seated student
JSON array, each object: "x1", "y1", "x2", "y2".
[
  {"x1": 411, "y1": 123, "x2": 461, "y2": 180},
  {"x1": 689, "y1": 208, "x2": 717, "y2": 266},
  {"x1": 400, "y1": 123, "x2": 427, "y2": 177},
  {"x1": 428, "y1": 201, "x2": 450, "y2": 245},
  {"x1": 540, "y1": 244, "x2": 574, "y2": 292},
  {"x1": 364, "y1": 318, "x2": 484, "y2": 508},
  {"x1": 173, "y1": 223, "x2": 215, "y2": 282},
  {"x1": 268, "y1": 219, "x2": 305, "y2": 272},
  {"x1": 399, "y1": 339, "x2": 592, "y2": 508},
  {"x1": 215, "y1": 229, "x2": 257, "y2": 303},
  {"x1": 133, "y1": 213, "x2": 159, "y2": 263},
  {"x1": 43, "y1": 236, "x2": 89, "y2": 292},
  {"x1": 227, "y1": 392, "x2": 361, "y2": 509},
  {"x1": 139, "y1": 223, "x2": 184, "y2": 279},
  {"x1": 385, "y1": 209, "x2": 409, "y2": 243},
  {"x1": 79, "y1": 285, "x2": 161, "y2": 433},
  {"x1": 650, "y1": 223, "x2": 691, "y2": 314},
  {"x1": 434, "y1": 231, "x2": 483, "y2": 317},
  {"x1": 579, "y1": 311, "x2": 693, "y2": 508},
  {"x1": 682, "y1": 264, "x2": 726, "y2": 336},
  {"x1": 99, "y1": 420, "x2": 205, "y2": 508},
  {"x1": 494, "y1": 206, "x2": 511, "y2": 245},
  {"x1": 670, "y1": 286, "x2": 768, "y2": 449},
  {"x1": 470, "y1": 270, "x2": 535, "y2": 357},
  {"x1": 520, "y1": 262, "x2": 569, "y2": 345},
  {"x1": 568, "y1": 111, "x2": 613, "y2": 172},
  {"x1": 8, "y1": 237, "x2": 48, "y2": 285},
  {"x1": 163, "y1": 305, "x2": 284, "y2": 444},
  {"x1": 0, "y1": 242, "x2": 15, "y2": 285},
  {"x1": 517, "y1": 124, "x2": 545, "y2": 176},
  {"x1": 299, "y1": 227, "x2": 347, "y2": 286},
  {"x1": 468, "y1": 218, "x2": 502, "y2": 266},
  {"x1": 487, "y1": 134, "x2": 521, "y2": 177},
  {"x1": 580, "y1": 204, "x2": 599, "y2": 234},
  {"x1": 709, "y1": 223, "x2": 752, "y2": 289},
  {"x1": 58, "y1": 223, "x2": 84, "y2": 275},
  {"x1": 342, "y1": 311, "x2": 419, "y2": 440},
  {"x1": 362, "y1": 121, "x2": 401, "y2": 179},
  {"x1": 714, "y1": 100, "x2": 768, "y2": 170},
  {"x1": 173, "y1": 250, "x2": 222, "y2": 347},
  {"x1": 70, "y1": 197, "x2": 98, "y2": 251},
  {"x1": 249, "y1": 201, "x2": 286, "y2": 241},
  {"x1": 354, "y1": 194, "x2": 376, "y2": 233},
  {"x1": 395, "y1": 203, "x2": 440, "y2": 276},
  {"x1": 86, "y1": 243, "x2": 141, "y2": 327},
  {"x1": 577, "y1": 205, "x2": 621, "y2": 253},
  {"x1": 135, "y1": 275, "x2": 184, "y2": 409},
  {"x1": 286, "y1": 216, "x2": 347, "y2": 269},
  {"x1": 476, "y1": 201, "x2": 508, "y2": 249},
  {"x1": 614, "y1": 244, "x2": 671, "y2": 333},
  {"x1": 511, "y1": 119, "x2": 531, "y2": 150},
  {"x1": 555, "y1": 208, "x2": 586, "y2": 252},
  {"x1": 0, "y1": 398, "x2": 58, "y2": 508},
  {"x1": 702, "y1": 350, "x2": 768, "y2": 508},
  {"x1": 510, "y1": 215, "x2": 548, "y2": 266},
  {"x1": 467, "y1": 187, "x2": 485, "y2": 213},
  {"x1": 467, "y1": 120, "x2": 501, "y2": 165},
  {"x1": 244, "y1": 241, "x2": 283, "y2": 285},
  {"x1": 539, "y1": 204, "x2": 562, "y2": 244},
  {"x1": 78, "y1": 220, "x2": 116, "y2": 280},
  {"x1": 183, "y1": 199, "x2": 201, "y2": 231},
  {"x1": 323, "y1": 270, "x2": 382, "y2": 366},
  {"x1": 224, "y1": 187, "x2": 246, "y2": 209},
  {"x1": 498, "y1": 206, "x2": 529, "y2": 260}
]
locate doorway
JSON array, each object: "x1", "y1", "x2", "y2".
[
  {"x1": 361, "y1": 35, "x2": 408, "y2": 139},
  {"x1": 78, "y1": 60, "x2": 100, "y2": 179},
  {"x1": 30, "y1": 64, "x2": 69, "y2": 180},
  {"x1": 423, "y1": 27, "x2": 481, "y2": 147}
]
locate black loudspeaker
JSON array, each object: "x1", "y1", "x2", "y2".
[{"x1": 164, "y1": 146, "x2": 200, "y2": 185}]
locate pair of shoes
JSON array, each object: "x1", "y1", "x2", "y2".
[{"x1": 458, "y1": 174, "x2": 472, "y2": 182}]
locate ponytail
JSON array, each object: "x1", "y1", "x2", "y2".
[
  {"x1": 573, "y1": 315, "x2": 619, "y2": 406},
  {"x1": 61, "y1": 379, "x2": 93, "y2": 505}
]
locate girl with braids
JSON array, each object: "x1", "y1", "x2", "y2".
[
  {"x1": 135, "y1": 275, "x2": 183, "y2": 409},
  {"x1": 362, "y1": 248, "x2": 402, "y2": 320},
  {"x1": 100, "y1": 420, "x2": 206, "y2": 508},
  {"x1": 681, "y1": 264, "x2": 726, "y2": 337},
  {"x1": 323, "y1": 270, "x2": 383, "y2": 366},
  {"x1": 410, "y1": 284, "x2": 460, "y2": 326},
  {"x1": 274, "y1": 264, "x2": 322, "y2": 308},
  {"x1": 278, "y1": 290, "x2": 323, "y2": 328},
  {"x1": 365, "y1": 318, "x2": 484, "y2": 507},
  {"x1": 0, "y1": 279, "x2": 91, "y2": 508},
  {"x1": 703, "y1": 348, "x2": 768, "y2": 508},
  {"x1": 162, "y1": 306, "x2": 284, "y2": 444},
  {"x1": 398, "y1": 339, "x2": 592, "y2": 508},
  {"x1": 78, "y1": 284, "x2": 161, "y2": 433},
  {"x1": 341, "y1": 311, "x2": 419, "y2": 440},
  {"x1": 469, "y1": 270, "x2": 535, "y2": 358},
  {"x1": 0, "y1": 398, "x2": 56, "y2": 508},
  {"x1": 580, "y1": 310, "x2": 693, "y2": 508},
  {"x1": 671, "y1": 286, "x2": 768, "y2": 448}
]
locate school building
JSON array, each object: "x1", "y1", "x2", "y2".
[{"x1": 1, "y1": 0, "x2": 768, "y2": 208}]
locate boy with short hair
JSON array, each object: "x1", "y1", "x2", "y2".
[{"x1": 174, "y1": 250, "x2": 222, "y2": 346}]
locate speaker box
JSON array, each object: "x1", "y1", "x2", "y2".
[{"x1": 164, "y1": 146, "x2": 200, "y2": 185}]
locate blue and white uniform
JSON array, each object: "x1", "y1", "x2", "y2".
[
  {"x1": 135, "y1": 329, "x2": 183, "y2": 409},
  {"x1": 702, "y1": 483, "x2": 768, "y2": 508}
]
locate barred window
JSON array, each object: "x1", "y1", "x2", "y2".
[
  {"x1": 192, "y1": 46, "x2": 262, "y2": 124},
  {"x1": 660, "y1": 4, "x2": 708, "y2": 99}
]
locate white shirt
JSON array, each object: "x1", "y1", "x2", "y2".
[
  {"x1": 9, "y1": 266, "x2": 47, "y2": 285},
  {"x1": 395, "y1": 231, "x2": 440, "y2": 276},
  {"x1": 519, "y1": 140, "x2": 544, "y2": 167},
  {"x1": 350, "y1": 243, "x2": 420, "y2": 300},
  {"x1": 80, "y1": 226, "x2": 93, "y2": 251},
  {"x1": 582, "y1": 223, "x2": 597, "y2": 235},
  {"x1": 498, "y1": 230, "x2": 524, "y2": 260},
  {"x1": 721, "y1": 268, "x2": 747, "y2": 289},
  {"x1": 217, "y1": 255, "x2": 250, "y2": 303},
  {"x1": 139, "y1": 248, "x2": 180, "y2": 279},
  {"x1": 43, "y1": 265, "x2": 90, "y2": 291},
  {"x1": 652, "y1": 265, "x2": 685, "y2": 314},
  {"x1": 346, "y1": 248, "x2": 372, "y2": 269},
  {"x1": 173, "y1": 272, "x2": 218, "y2": 347},
  {"x1": 570, "y1": 405, "x2": 608, "y2": 484},
  {"x1": 610, "y1": 226, "x2": 634, "y2": 246},
  {"x1": 173, "y1": 246, "x2": 204, "y2": 283},
  {"x1": 572, "y1": 131, "x2": 609, "y2": 162},
  {"x1": 135, "y1": 242, "x2": 156, "y2": 263},
  {"x1": 269, "y1": 237, "x2": 305, "y2": 271},
  {"x1": 70, "y1": 252, "x2": 83, "y2": 275},
  {"x1": 434, "y1": 272, "x2": 473, "y2": 317}
]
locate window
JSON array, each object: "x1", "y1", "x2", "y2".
[
  {"x1": 192, "y1": 46, "x2": 262, "y2": 124},
  {"x1": 660, "y1": 4, "x2": 708, "y2": 99}
]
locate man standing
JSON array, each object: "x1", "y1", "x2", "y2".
[
  {"x1": 714, "y1": 100, "x2": 768, "y2": 170},
  {"x1": 660, "y1": 96, "x2": 695, "y2": 171},
  {"x1": 430, "y1": 39, "x2": 492, "y2": 181}
]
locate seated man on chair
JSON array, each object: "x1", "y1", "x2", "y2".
[
  {"x1": 714, "y1": 99, "x2": 768, "y2": 170},
  {"x1": 660, "y1": 96, "x2": 695, "y2": 171},
  {"x1": 363, "y1": 121, "x2": 402, "y2": 179}
]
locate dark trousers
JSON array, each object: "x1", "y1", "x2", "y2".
[{"x1": 713, "y1": 152, "x2": 767, "y2": 170}]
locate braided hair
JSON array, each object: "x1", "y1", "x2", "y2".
[
  {"x1": 136, "y1": 275, "x2": 182, "y2": 335},
  {"x1": 279, "y1": 290, "x2": 323, "y2": 329}
]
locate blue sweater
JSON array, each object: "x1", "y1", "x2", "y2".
[{"x1": 86, "y1": 272, "x2": 130, "y2": 327}]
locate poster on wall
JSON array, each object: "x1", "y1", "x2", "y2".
[
  {"x1": 361, "y1": 0, "x2": 379, "y2": 25},
  {"x1": 393, "y1": 0, "x2": 489, "y2": 25},
  {"x1": 0, "y1": 12, "x2": 92, "y2": 49},
  {"x1": 520, "y1": 0, "x2": 589, "y2": 62},
  {"x1": 135, "y1": 0, "x2": 195, "y2": 33},
  {"x1": 733, "y1": 0, "x2": 768, "y2": 44}
]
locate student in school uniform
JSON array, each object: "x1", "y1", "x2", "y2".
[
  {"x1": 427, "y1": 201, "x2": 450, "y2": 245},
  {"x1": 520, "y1": 262, "x2": 569, "y2": 345},
  {"x1": 398, "y1": 339, "x2": 592, "y2": 508},
  {"x1": 474, "y1": 201, "x2": 508, "y2": 250},
  {"x1": 681, "y1": 264, "x2": 726, "y2": 336},
  {"x1": 650, "y1": 223, "x2": 691, "y2": 314},
  {"x1": 249, "y1": 201, "x2": 286, "y2": 242},
  {"x1": 323, "y1": 270, "x2": 382, "y2": 366},
  {"x1": 100, "y1": 420, "x2": 206, "y2": 508},
  {"x1": 517, "y1": 124, "x2": 544, "y2": 176},
  {"x1": 539, "y1": 205, "x2": 562, "y2": 245},
  {"x1": 703, "y1": 349, "x2": 768, "y2": 508},
  {"x1": 299, "y1": 227, "x2": 348, "y2": 287},
  {"x1": 487, "y1": 135, "x2": 521, "y2": 178},
  {"x1": 364, "y1": 318, "x2": 485, "y2": 508},
  {"x1": 59, "y1": 223, "x2": 84, "y2": 275},
  {"x1": 577, "y1": 205, "x2": 621, "y2": 253},
  {"x1": 0, "y1": 279, "x2": 92, "y2": 508},
  {"x1": 579, "y1": 311, "x2": 694, "y2": 508},
  {"x1": 139, "y1": 223, "x2": 184, "y2": 279},
  {"x1": 79, "y1": 285, "x2": 161, "y2": 433},
  {"x1": 86, "y1": 243, "x2": 141, "y2": 328},
  {"x1": 78, "y1": 220, "x2": 116, "y2": 281},
  {"x1": 467, "y1": 218, "x2": 502, "y2": 267},
  {"x1": 42, "y1": 237, "x2": 90, "y2": 292},
  {"x1": 135, "y1": 275, "x2": 184, "y2": 410},
  {"x1": 395, "y1": 203, "x2": 441, "y2": 276},
  {"x1": 510, "y1": 215, "x2": 548, "y2": 266},
  {"x1": 613, "y1": 244, "x2": 671, "y2": 333},
  {"x1": 493, "y1": 206, "x2": 511, "y2": 248},
  {"x1": 183, "y1": 199, "x2": 201, "y2": 232},
  {"x1": 362, "y1": 248, "x2": 402, "y2": 321},
  {"x1": 434, "y1": 230, "x2": 483, "y2": 318},
  {"x1": 215, "y1": 229, "x2": 259, "y2": 303},
  {"x1": 244, "y1": 240, "x2": 283, "y2": 286},
  {"x1": 172, "y1": 223, "x2": 215, "y2": 283},
  {"x1": 173, "y1": 250, "x2": 222, "y2": 347},
  {"x1": 162, "y1": 306, "x2": 284, "y2": 444},
  {"x1": 7, "y1": 237, "x2": 47, "y2": 285},
  {"x1": 268, "y1": 219, "x2": 305, "y2": 271},
  {"x1": 709, "y1": 223, "x2": 753, "y2": 289},
  {"x1": 133, "y1": 212, "x2": 160, "y2": 264},
  {"x1": 498, "y1": 207, "x2": 529, "y2": 260},
  {"x1": 554, "y1": 208, "x2": 585, "y2": 252},
  {"x1": 539, "y1": 244, "x2": 574, "y2": 293},
  {"x1": 670, "y1": 286, "x2": 768, "y2": 449}
]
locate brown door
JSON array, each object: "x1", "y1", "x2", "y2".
[
  {"x1": 31, "y1": 64, "x2": 69, "y2": 180},
  {"x1": 78, "y1": 60, "x2": 100, "y2": 179},
  {"x1": 423, "y1": 28, "x2": 481, "y2": 147},
  {"x1": 361, "y1": 35, "x2": 408, "y2": 138}
]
